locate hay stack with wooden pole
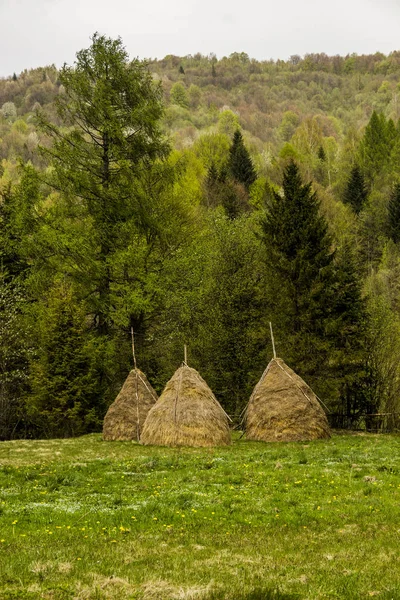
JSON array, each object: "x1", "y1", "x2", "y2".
[
  {"x1": 103, "y1": 330, "x2": 158, "y2": 441},
  {"x1": 245, "y1": 324, "x2": 330, "y2": 442},
  {"x1": 245, "y1": 357, "x2": 331, "y2": 442},
  {"x1": 141, "y1": 350, "x2": 231, "y2": 447}
]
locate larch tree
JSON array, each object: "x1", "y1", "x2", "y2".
[
  {"x1": 38, "y1": 33, "x2": 171, "y2": 336},
  {"x1": 33, "y1": 34, "x2": 192, "y2": 428}
]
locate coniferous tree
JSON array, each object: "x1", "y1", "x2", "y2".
[
  {"x1": 37, "y1": 34, "x2": 170, "y2": 336},
  {"x1": 207, "y1": 161, "x2": 219, "y2": 184},
  {"x1": 203, "y1": 161, "x2": 220, "y2": 207},
  {"x1": 33, "y1": 34, "x2": 192, "y2": 427},
  {"x1": 203, "y1": 162, "x2": 248, "y2": 218},
  {"x1": 388, "y1": 183, "x2": 400, "y2": 243},
  {"x1": 0, "y1": 275, "x2": 30, "y2": 440},
  {"x1": 317, "y1": 145, "x2": 326, "y2": 162},
  {"x1": 27, "y1": 287, "x2": 105, "y2": 437},
  {"x1": 343, "y1": 165, "x2": 368, "y2": 214},
  {"x1": 261, "y1": 161, "x2": 365, "y2": 405},
  {"x1": 262, "y1": 161, "x2": 333, "y2": 332},
  {"x1": 328, "y1": 241, "x2": 368, "y2": 420},
  {"x1": 228, "y1": 130, "x2": 257, "y2": 190},
  {"x1": 359, "y1": 111, "x2": 395, "y2": 183}
]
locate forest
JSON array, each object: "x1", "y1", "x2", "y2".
[{"x1": 1, "y1": 34, "x2": 400, "y2": 439}]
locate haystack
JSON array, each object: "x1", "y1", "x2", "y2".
[
  {"x1": 140, "y1": 365, "x2": 231, "y2": 447},
  {"x1": 245, "y1": 358, "x2": 331, "y2": 442},
  {"x1": 103, "y1": 369, "x2": 158, "y2": 441}
]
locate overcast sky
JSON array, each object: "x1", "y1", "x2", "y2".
[{"x1": 0, "y1": 0, "x2": 399, "y2": 76}]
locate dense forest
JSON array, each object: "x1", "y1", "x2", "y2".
[{"x1": 1, "y1": 35, "x2": 400, "y2": 439}]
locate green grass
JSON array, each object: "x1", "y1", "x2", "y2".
[{"x1": 0, "y1": 433, "x2": 400, "y2": 599}]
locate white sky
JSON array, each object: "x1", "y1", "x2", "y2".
[{"x1": 0, "y1": 0, "x2": 399, "y2": 76}]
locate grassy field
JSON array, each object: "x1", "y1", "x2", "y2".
[{"x1": 0, "y1": 433, "x2": 400, "y2": 600}]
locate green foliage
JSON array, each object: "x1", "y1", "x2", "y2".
[
  {"x1": 0, "y1": 276, "x2": 30, "y2": 440},
  {"x1": 388, "y1": 183, "x2": 400, "y2": 243},
  {"x1": 261, "y1": 162, "x2": 365, "y2": 406},
  {"x1": 0, "y1": 102, "x2": 17, "y2": 121},
  {"x1": 228, "y1": 130, "x2": 257, "y2": 190},
  {"x1": 3, "y1": 46, "x2": 400, "y2": 436},
  {"x1": 194, "y1": 214, "x2": 266, "y2": 416},
  {"x1": 37, "y1": 33, "x2": 171, "y2": 335},
  {"x1": 27, "y1": 286, "x2": 106, "y2": 438},
  {"x1": 188, "y1": 83, "x2": 202, "y2": 108},
  {"x1": 364, "y1": 261, "x2": 400, "y2": 419},
  {"x1": 20, "y1": 34, "x2": 194, "y2": 435},
  {"x1": 170, "y1": 81, "x2": 189, "y2": 108},
  {"x1": 343, "y1": 165, "x2": 368, "y2": 214},
  {"x1": 203, "y1": 163, "x2": 249, "y2": 218},
  {"x1": 218, "y1": 109, "x2": 240, "y2": 137},
  {"x1": 278, "y1": 111, "x2": 299, "y2": 142},
  {"x1": 328, "y1": 242, "x2": 368, "y2": 417},
  {"x1": 194, "y1": 133, "x2": 230, "y2": 171},
  {"x1": 317, "y1": 145, "x2": 326, "y2": 162},
  {"x1": 358, "y1": 111, "x2": 396, "y2": 184}
]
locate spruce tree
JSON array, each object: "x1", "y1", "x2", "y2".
[
  {"x1": 359, "y1": 110, "x2": 393, "y2": 183},
  {"x1": 317, "y1": 145, "x2": 326, "y2": 162},
  {"x1": 0, "y1": 275, "x2": 30, "y2": 440},
  {"x1": 203, "y1": 161, "x2": 220, "y2": 207},
  {"x1": 388, "y1": 183, "x2": 400, "y2": 243},
  {"x1": 203, "y1": 162, "x2": 247, "y2": 218},
  {"x1": 328, "y1": 240, "x2": 368, "y2": 419},
  {"x1": 343, "y1": 165, "x2": 368, "y2": 214},
  {"x1": 262, "y1": 161, "x2": 333, "y2": 333},
  {"x1": 27, "y1": 289, "x2": 105, "y2": 437},
  {"x1": 0, "y1": 166, "x2": 39, "y2": 281},
  {"x1": 261, "y1": 161, "x2": 365, "y2": 405},
  {"x1": 228, "y1": 130, "x2": 257, "y2": 190}
]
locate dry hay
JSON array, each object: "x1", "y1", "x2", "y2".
[
  {"x1": 140, "y1": 365, "x2": 231, "y2": 447},
  {"x1": 103, "y1": 369, "x2": 158, "y2": 441},
  {"x1": 245, "y1": 358, "x2": 331, "y2": 442}
]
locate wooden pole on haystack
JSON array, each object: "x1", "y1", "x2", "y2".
[
  {"x1": 184, "y1": 344, "x2": 188, "y2": 366},
  {"x1": 269, "y1": 322, "x2": 277, "y2": 359},
  {"x1": 131, "y1": 327, "x2": 140, "y2": 441},
  {"x1": 131, "y1": 327, "x2": 137, "y2": 370}
]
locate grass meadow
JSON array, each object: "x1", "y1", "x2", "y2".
[{"x1": 0, "y1": 432, "x2": 400, "y2": 599}]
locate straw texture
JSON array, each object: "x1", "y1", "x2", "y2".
[
  {"x1": 140, "y1": 365, "x2": 231, "y2": 447},
  {"x1": 103, "y1": 369, "x2": 158, "y2": 441},
  {"x1": 245, "y1": 358, "x2": 331, "y2": 442}
]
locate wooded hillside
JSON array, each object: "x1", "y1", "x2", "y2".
[{"x1": 1, "y1": 39, "x2": 400, "y2": 439}]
